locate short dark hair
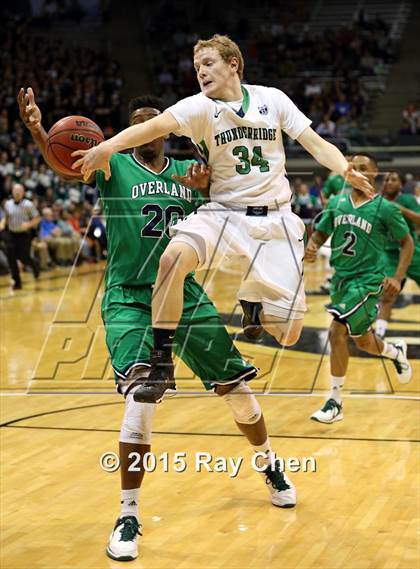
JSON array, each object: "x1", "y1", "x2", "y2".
[
  {"x1": 128, "y1": 95, "x2": 166, "y2": 116},
  {"x1": 352, "y1": 152, "x2": 378, "y2": 167}
]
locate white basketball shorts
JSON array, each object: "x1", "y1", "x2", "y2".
[{"x1": 170, "y1": 202, "x2": 306, "y2": 320}]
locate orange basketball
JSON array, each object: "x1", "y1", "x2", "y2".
[{"x1": 46, "y1": 116, "x2": 105, "y2": 177}]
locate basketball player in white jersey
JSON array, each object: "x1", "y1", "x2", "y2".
[{"x1": 74, "y1": 34, "x2": 374, "y2": 404}]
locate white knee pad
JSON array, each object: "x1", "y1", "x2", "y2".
[
  {"x1": 222, "y1": 381, "x2": 262, "y2": 425},
  {"x1": 119, "y1": 393, "x2": 156, "y2": 445}
]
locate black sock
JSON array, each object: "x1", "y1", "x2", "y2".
[{"x1": 153, "y1": 327, "x2": 175, "y2": 354}]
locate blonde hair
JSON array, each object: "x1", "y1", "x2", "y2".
[{"x1": 194, "y1": 34, "x2": 244, "y2": 79}]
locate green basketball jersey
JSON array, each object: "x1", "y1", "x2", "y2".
[
  {"x1": 96, "y1": 153, "x2": 204, "y2": 288},
  {"x1": 316, "y1": 193, "x2": 410, "y2": 279},
  {"x1": 321, "y1": 173, "x2": 352, "y2": 199},
  {"x1": 384, "y1": 193, "x2": 420, "y2": 254}
]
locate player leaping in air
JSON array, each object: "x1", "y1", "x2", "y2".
[
  {"x1": 19, "y1": 88, "x2": 300, "y2": 562},
  {"x1": 305, "y1": 154, "x2": 413, "y2": 424},
  {"x1": 73, "y1": 34, "x2": 375, "y2": 404}
]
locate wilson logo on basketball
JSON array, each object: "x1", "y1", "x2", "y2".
[
  {"x1": 46, "y1": 115, "x2": 105, "y2": 176},
  {"x1": 70, "y1": 134, "x2": 100, "y2": 147}
]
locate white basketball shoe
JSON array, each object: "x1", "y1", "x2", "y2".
[
  {"x1": 390, "y1": 340, "x2": 412, "y2": 384},
  {"x1": 311, "y1": 398, "x2": 343, "y2": 424},
  {"x1": 106, "y1": 516, "x2": 141, "y2": 561},
  {"x1": 261, "y1": 459, "x2": 297, "y2": 508}
]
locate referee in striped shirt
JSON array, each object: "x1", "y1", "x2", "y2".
[{"x1": 4, "y1": 183, "x2": 41, "y2": 289}]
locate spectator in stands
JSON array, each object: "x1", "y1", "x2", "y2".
[
  {"x1": 21, "y1": 166, "x2": 38, "y2": 193},
  {"x1": 316, "y1": 115, "x2": 336, "y2": 137},
  {"x1": 58, "y1": 208, "x2": 81, "y2": 257},
  {"x1": 39, "y1": 207, "x2": 75, "y2": 266},
  {"x1": 37, "y1": 163, "x2": 53, "y2": 193},
  {"x1": 67, "y1": 204, "x2": 82, "y2": 234},
  {"x1": 335, "y1": 116, "x2": 351, "y2": 137},
  {"x1": 304, "y1": 77, "x2": 322, "y2": 98},
  {"x1": 292, "y1": 183, "x2": 322, "y2": 224},
  {"x1": 333, "y1": 93, "x2": 352, "y2": 120},
  {"x1": 0, "y1": 174, "x2": 13, "y2": 203},
  {"x1": 309, "y1": 175, "x2": 324, "y2": 199},
  {"x1": 39, "y1": 206, "x2": 59, "y2": 238},
  {"x1": 12, "y1": 156, "x2": 24, "y2": 181},
  {"x1": 402, "y1": 102, "x2": 419, "y2": 135},
  {"x1": 0, "y1": 152, "x2": 13, "y2": 177},
  {"x1": 42, "y1": 187, "x2": 55, "y2": 207},
  {"x1": 307, "y1": 101, "x2": 324, "y2": 127}
]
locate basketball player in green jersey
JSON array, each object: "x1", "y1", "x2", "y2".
[
  {"x1": 305, "y1": 154, "x2": 414, "y2": 424},
  {"x1": 73, "y1": 34, "x2": 375, "y2": 404},
  {"x1": 19, "y1": 88, "x2": 298, "y2": 562},
  {"x1": 376, "y1": 170, "x2": 420, "y2": 339}
]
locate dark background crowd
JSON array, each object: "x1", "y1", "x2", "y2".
[{"x1": 148, "y1": 1, "x2": 404, "y2": 145}]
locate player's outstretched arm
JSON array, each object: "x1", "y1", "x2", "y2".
[
  {"x1": 383, "y1": 233, "x2": 414, "y2": 295},
  {"x1": 297, "y1": 127, "x2": 374, "y2": 198},
  {"x1": 305, "y1": 231, "x2": 329, "y2": 263},
  {"x1": 72, "y1": 111, "x2": 179, "y2": 182},
  {"x1": 17, "y1": 87, "x2": 94, "y2": 184}
]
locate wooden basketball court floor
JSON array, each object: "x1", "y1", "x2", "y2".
[{"x1": 1, "y1": 261, "x2": 419, "y2": 569}]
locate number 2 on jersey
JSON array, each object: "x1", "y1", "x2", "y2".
[
  {"x1": 232, "y1": 145, "x2": 269, "y2": 175},
  {"x1": 342, "y1": 231, "x2": 357, "y2": 256}
]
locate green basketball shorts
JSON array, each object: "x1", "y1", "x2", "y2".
[
  {"x1": 101, "y1": 278, "x2": 257, "y2": 390},
  {"x1": 327, "y1": 274, "x2": 384, "y2": 336}
]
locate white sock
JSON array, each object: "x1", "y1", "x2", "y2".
[
  {"x1": 381, "y1": 341, "x2": 399, "y2": 361},
  {"x1": 376, "y1": 319, "x2": 388, "y2": 337},
  {"x1": 330, "y1": 376, "x2": 345, "y2": 404},
  {"x1": 120, "y1": 488, "x2": 140, "y2": 520},
  {"x1": 252, "y1": 438, "x2": 274, "y2": 468}
]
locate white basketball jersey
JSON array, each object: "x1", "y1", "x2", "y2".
[{"x1": 167, "y1": 84, "x2": 311, "y2": 208}]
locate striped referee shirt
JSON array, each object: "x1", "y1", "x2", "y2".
[{"x1": 4, "y1": 198, "x2": 40, "y2": 232}]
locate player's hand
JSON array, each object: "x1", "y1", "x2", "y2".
[
  {"x1": 72, "y1": 141, "x2": 113, "y2": 182},
  {"x1": 304, "y1": 239, "x2": 319, "y2": 263},
  {"x1": 382, "y1": 277, "x2": 401, "y2": 296},
  {"x1": 344, "y1": 162, "x2": 375, "y2": 199},
  {"x1": 17, "y1": 87, "x2": 42, "y2": 133},
  {"x1": 172, "y1": 163, "x2": 211, "y2": 192}
]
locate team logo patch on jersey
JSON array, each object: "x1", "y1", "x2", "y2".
[{"x1": 258, "y1": 104, "x2": 268, "y2": 115}]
